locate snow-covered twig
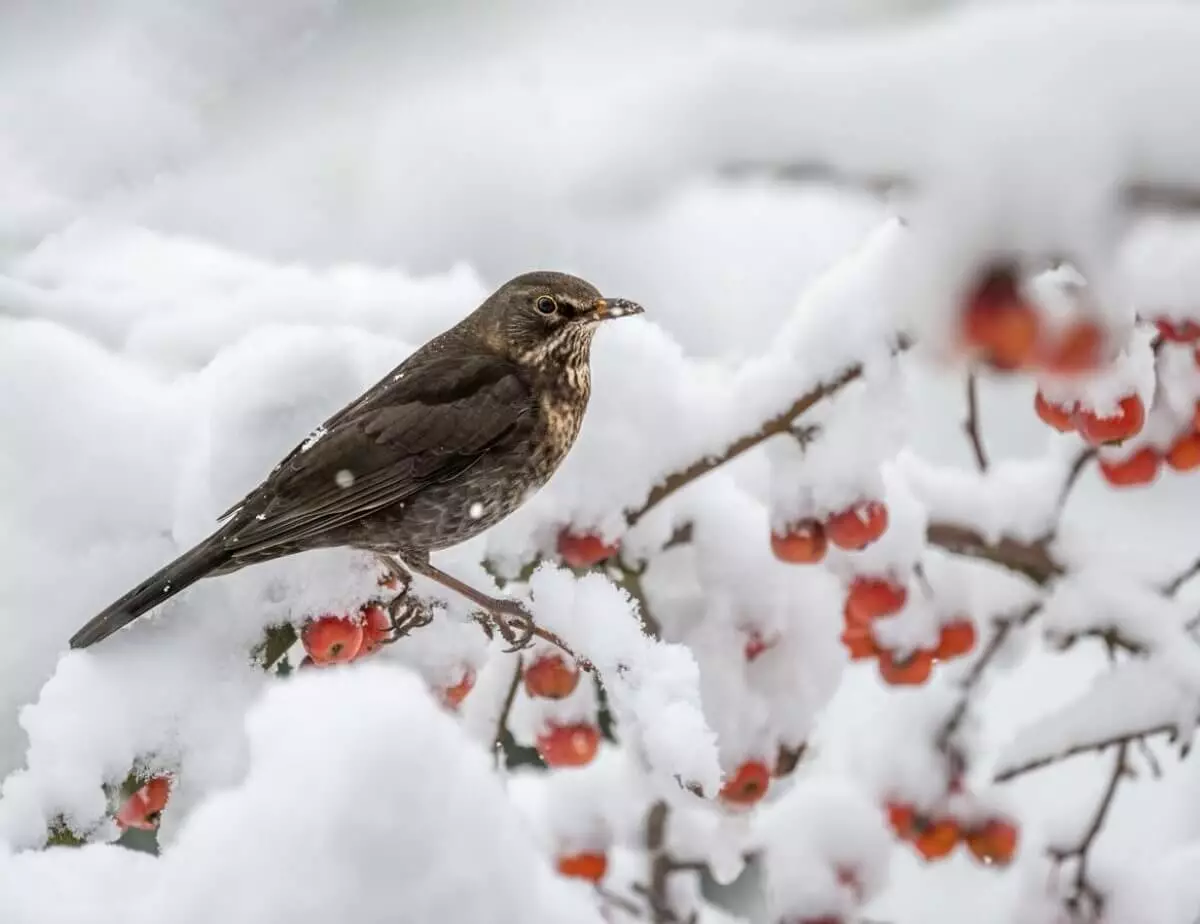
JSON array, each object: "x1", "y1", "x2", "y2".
[
  {"x1": 925, "y1": 523, "x2": 1063, "y2": 586},
  {"x1": 995, "y1": 722, "x2": 1187, "y2": 782},
  {"x1": 625, "y1": 339, "x2": 912, "y2": 526}
]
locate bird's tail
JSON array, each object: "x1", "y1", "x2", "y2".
[{"x1": 70, "y1": 536, "x2": 233, "y2": 649}]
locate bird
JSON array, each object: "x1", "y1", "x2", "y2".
[{"x1": 70, "y1": 271, "x2": 644, "y2": 651}]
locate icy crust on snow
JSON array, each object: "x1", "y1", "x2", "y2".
[
  {"x1": 996, "y1": 659, "x2": 1199, "y2": 781},
  {"x1": 520, "y1": 567, "x2": 723, "y2": 796},
  {"x1": 754, "y1": 777, "x2": 891, "y2": 921},
  {"x1": 1, "y1": 666, "x2": 604, "y2": 924}
]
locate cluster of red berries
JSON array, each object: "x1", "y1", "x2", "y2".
[
  {"x1": 839, "y1": 577, "x2": 976, "y2": 684},
  {"x1": 959, "y1": 265, "x2": 1106, "y2": 375},
  {"x1": 771, "y1": 500, "x2": 890, "y2": 565},
  {"x1": 886, "y1": 800, "x2": 1019, "y2": 866}
]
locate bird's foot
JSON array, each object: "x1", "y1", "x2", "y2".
[
  {"x1": 471, "y1": 598, "x2": 537, "y2": 652},
  {"x1": 381, "y1": 594, "x2": 435, "y2": 645}
]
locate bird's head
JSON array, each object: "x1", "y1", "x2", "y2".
[{"x1": 473, "y1": 270, "x2": 644, "y2": 371}]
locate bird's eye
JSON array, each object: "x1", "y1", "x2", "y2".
[{"x1": 535, "y1": 296, "x2": 558, "y2": 315}]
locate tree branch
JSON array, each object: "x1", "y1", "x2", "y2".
[
  {"x1": 925, "y1": 523, "x2": 1064, "y2": 586},
  {"x1": 1164, "y1": 556, "x2": 1200, "y2": 597},
  {"x1": 963, "y1": 373, "x2": 988, "y2": 472},
  {"x1": 625, "y1": 339, "x2": 911, "y2": 527}
]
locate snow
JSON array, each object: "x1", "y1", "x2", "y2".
[
  {"x1": 6, "y1": 2, "x2": 1200, "y2": 923},
  {"x1": 1, "y1": 665, "x2": 604, "y2": 924}
]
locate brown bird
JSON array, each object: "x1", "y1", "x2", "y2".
[{"x1": 70, "y1": 271, "x2": 643, "y2": 650}]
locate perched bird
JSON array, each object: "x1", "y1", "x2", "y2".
[{"x1": 70, "y1": 271, "x2": 643, "y2": 650}]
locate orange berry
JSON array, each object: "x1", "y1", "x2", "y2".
[
  {"x1": 1039, "y1": 320, "x2": 1105, "y2": 375},
  {"x1": 301, "y1": 614, "x2": 364, "y2": 665},
  {"x1": 840, "y1": 625, "x2": 879, "y2": 661},
  {"x1": 935, "y1": 619, "x2": 977, "y2": 660},
  {"x1": 557, "y1": 531, "x2": 619, "y2": 569},
  {"x1": 1034, "y1": 391, "x2": 1076, "y2": 432},
  {"x1": 1077, "y1": 394, "x2": 1145, "y2": 445},
  {"x1": 719, "y1": 760, "x2": 771, "y2": 807},
  {"x1": 1166, "y1": 432, "x2": 1200, "y2": 472},
  {"x1": 825, "y1": 501, "x2": 889, "y2": 551},
  {"x1": 886, "y1": 801, "x2": 916, "y2": 840},
  {"x1": 1098, "y1": 448, "x2": 1160, "y2": 487},
  {"x1": 770, "y1": 519, "x2": 827, "y2": 564},
  {"x1": 966, "y1": 819, "x2": 1020, "y2": 867},
  {"x1": 878, "y1": 649, "x2": 934, "y2": 686},
  {"x1": 961, "y1": 266, "x2": 1040, "y2": 371},
  {"x1": 914, "y1": 818, "x2": 960, "y2": 861},
  {"x1": 556, "y1": 851, "x2": 608, "y2": 882},
  {"x1": 357, "y1": 603, "x2": 391, "y2": 656},
  {"x1": 440, "y1": 667, "x2": 476, "y2": 710},
  {"x1": 537, "y1": 723, "x2": 601, "y2": 768},
  {"x1": 1157, "y1": 318, "x2": 1200, "y2": 343},
  {"x1": 844, "y1": 577, "x2": 908, "y2": 628},
  {"x1": 523, "y1": 654, "x2": 581, "y2": 700}
]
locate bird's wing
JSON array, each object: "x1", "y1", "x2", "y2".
[{"x1": 219, "y1": 349, "x2": 534, "y2": 555}]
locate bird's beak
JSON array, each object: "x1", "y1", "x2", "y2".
[{"x1": 586, "y1": 297, "x2": 645, "y2": 322}]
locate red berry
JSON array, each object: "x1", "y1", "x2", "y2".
[
  {"x1": 878, "y1": 649, "x2": 934, "y2": 686},
  {"x1": 1166, "y1": 433, "x2": 1200, "y2": 472},
  {"x1": 770, "y1": 519, "x2": 827, "y2": 564},
  {"x1": 440, "y1": 667, "x2": 476, "y2": 710},
  {"x1": 1039, "y1": 320, "x2": 1104, "y2": 375},
  {"x1": 537, "y1": 723, "x2": 600, "y2": 768},
  {"x1": 934, "y1": 619, "x2": 977, "y2": 660},
  {"x1": 719, "y1": 760, "x2": 771, "y2": 807},
  {"x1": 1034, "y1": 391, "x2": 1076, "y2": 432},
  {"x1": 743, "y1": 630, "x2": 775, "y2": 662},
  {"x1": 966, "y1": 819, "x2": 1020, "y2": 866},
  {"x1": 557, "y1": 531, "x2": 619, "y2": 569},
  {"x1": 886, "y1": 801, "x2": 916, "y2": 839},
  {"x1": 961, "y1": 266, "x2": 1040, "y2": 371},
  {"x1": 301, "y1": 615, "x2": 364, "y2": 665},
  {"x1": 357, "y1": 603, "x2": 391, "y2": 656},
  {"x1": 115, "y1": 776, "x2": 171, "y2": 831},
  {"x1": 844, "y1": 577, "x2": 907, "y2": 628},
  {"x1": 1157, "y1": 318, "x2": 1200, "y2": 343},
  {"x1": 840, "y1": 625, "x2": 879, "y2": 661},
  {"x1": 825, "y1": 501, "x2": 889, "y2": 551},
  {"x1": 914, "y1": 818, "x2": 960, "y2": 861},
  {"x1": 557, "y1": 851, "x2": 608, "y2": 882},
  {"x1": 1077, "y1": 394, "x2": 1145, "y2": 445},
  {"x1": 523, "y1": 654, "x2": 581, "y2": 700},
  {"x1": 1098, "y1": 447, "x2": 1160, "y2": 487}
]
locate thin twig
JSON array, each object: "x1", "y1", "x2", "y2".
[
  {"x1": 936, "y1": 603, "x2": 1041, "y2": 752},
  {"x1": 1164, "y1": 556, "x2": 1200, "y2": 597},
  {"x1": 995, "y1": 722, "x2": 1187, "y2": 782},
  {"x1": 964, "y1": 373, "x2": 989, "y2": 472},
  {"x1": 493, "y1": 658, "x2": 523, "y2": 770},
  {"x1": 625, "y1": 339, "x2": 911, "y2": 526},
  {"x1": 1049, "y1": 741, "x2": 1130, "y2": 919}
]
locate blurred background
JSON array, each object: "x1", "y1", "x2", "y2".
[{"x1": 5, "y1": 1, "x2": 1200, "y2": 921}]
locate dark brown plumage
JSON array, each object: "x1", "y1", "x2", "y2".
[{"x1": 70, "y1": 271, "x2": 643, "y2": 650}]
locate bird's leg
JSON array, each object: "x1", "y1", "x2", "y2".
[{"x1": 401, "y1": 554, "x2": 536, "y2": 652}]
